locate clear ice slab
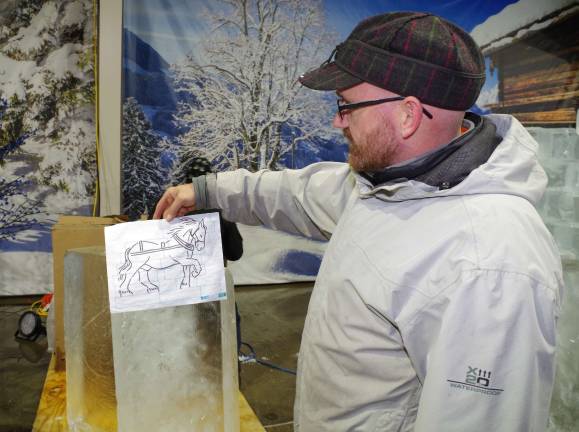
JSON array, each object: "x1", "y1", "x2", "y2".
[
  {"x1": 64, "y1": 247, "x2": 117, "y2": 431},
  {"x1": 548, "y1": 264, "x2": 579, "y2": 431},
  {"x1": 64, "y1": 246, "x2": 239, "y2": 431}
]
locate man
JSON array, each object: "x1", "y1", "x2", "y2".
[{"x1": 154, "y1": 12, "x2": 563, "y2": 432}]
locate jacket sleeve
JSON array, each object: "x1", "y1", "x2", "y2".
[
  {"x1": 405, "y1": 269, "x2": 560, "y2": 432},
  {"x1": 203, "y1": 162, "x2": 356, "y2": 241}
]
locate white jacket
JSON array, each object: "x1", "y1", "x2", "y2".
[{"x1": 202, "y1": 114, "x2": 564, "y2": 431}]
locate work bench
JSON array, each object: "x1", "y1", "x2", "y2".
[{"x1": 33, "y1": 355, "x2": 266, "y2": 432}]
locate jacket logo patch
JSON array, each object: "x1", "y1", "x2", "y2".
[
  {"x1": 466, "y1": 366, "x2": 490, "y2": 386},
  {"x1": 447, "y1": 366, "x2": 504, "y2": 396}
]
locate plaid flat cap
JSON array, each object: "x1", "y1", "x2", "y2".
[{"x1": 300, "y1": 12, "x2": 486, "y2": 111}]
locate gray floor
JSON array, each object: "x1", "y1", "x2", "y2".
[
  {"x1": 0, "y1": 298, "x2": 51, "y2": 432},
  {"x1": 0, "y1": 283, "x2": 312, "y2": 432}
]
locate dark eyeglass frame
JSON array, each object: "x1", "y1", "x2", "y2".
[{"x1": 337, "y1": 96, "x2": 433, "y2": 120}]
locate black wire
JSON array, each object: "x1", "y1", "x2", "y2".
[
  {"x1": 239, "y1": 341, "x2": 296, "y2": 376},
  {"x1": 255, "y1": 358, "x2": 297, "y2": 376},
  {"x1": 239, "y1": 341, "x2": 255, "y2": 358}
]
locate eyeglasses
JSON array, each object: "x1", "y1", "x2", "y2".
[{"x1": 337, "y1": 96, "x2": 433, "y2": 120}]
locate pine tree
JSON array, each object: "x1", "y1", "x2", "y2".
[
  {"x1": 2, "y1": 0, "x2": 98, "y2": 220},
  {"x1": 0, "y1": 96, "x2": 28, "y2": 163},
  {"x1": 0, "y1": 98, "x2": 44, "y2": 241},
  {"x1": 122, "y1": 97, "x2": 167, "y2": 220}
]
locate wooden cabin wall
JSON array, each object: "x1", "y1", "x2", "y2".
[{"x1": 488, "y1": 11, "x2": 578, "y2": 126}]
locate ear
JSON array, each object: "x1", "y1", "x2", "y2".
[{"x1": 399, "y1": 96, "x2": 423, "y2": 139}]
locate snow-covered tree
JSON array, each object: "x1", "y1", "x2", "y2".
[
  {"x1": 122, "y1": 97, "x2": 167, "y2": 220},
  {"x1": 0, "y1": 176, "x2": 44, "y2": 242},
  {"x1": 172, "y1": 0, "x2": 338, "y2": 174},
  {"x1": 0, "y1": 95, "x2": 28, "y2": 162},
  {"x1": 0, "y1": 0, "x2": 97, "y2": 220},
  {"x1": 0, "y1": 97, "x2": 44, "y2": 241}
]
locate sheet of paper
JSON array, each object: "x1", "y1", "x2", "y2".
[{"x1": 104, "y1": 213, "x2": 226, "y2": 313}]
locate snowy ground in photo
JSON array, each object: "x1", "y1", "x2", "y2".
[{"x1": 228, "y1": 224, "x2": 327, "y2": 285}]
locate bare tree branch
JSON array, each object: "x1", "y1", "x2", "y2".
[{"x1": 172, "y1": 0, "x2": 339, "y2": 173}]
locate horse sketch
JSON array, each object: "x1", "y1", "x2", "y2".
[{"x1": 117, "y1": 218, "x2": 207, "y2": 296}]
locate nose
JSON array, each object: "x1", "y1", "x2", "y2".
[{"x1": 333, "y1": 112, "x2": 347, "y2": 129}]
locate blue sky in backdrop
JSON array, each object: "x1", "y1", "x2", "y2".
[
  {"x1": 324, "y1": 0, "x2": 520, "y2": 40},
  {"x1": 124, "y1": 0, "x2": 518, "y2": 63},
  {"x1": 123, "y1": 0, "x2": 520, "y2": 104}
]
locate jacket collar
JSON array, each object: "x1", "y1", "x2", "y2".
[{"x1": 359, "y1": 112, "x2": 501, "y2": 189}]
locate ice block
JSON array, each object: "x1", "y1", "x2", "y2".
[
  {"x1": 64, "y1": 246, "x2": 239, "y2": 431},
  {"x1": 64, "y1": 247, "x2": 117, "y2": 431},
  {"x1": 111, "y1": 269, "x2": 239, "y2": 432},
  {"x1": 548, "y1": 264, "x2": 579, "y2": 431}
]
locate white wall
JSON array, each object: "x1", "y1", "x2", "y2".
[{"x1": 98, "y1": 0, "x2": 122, "y2": 215}]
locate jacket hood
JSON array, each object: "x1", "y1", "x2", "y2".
[{"x1": 356, "y1": 114, "x2": 548, "y2": 205}]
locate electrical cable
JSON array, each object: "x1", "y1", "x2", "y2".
[
  {"x1": 22, "y1": 294, "x2": 52, "y2": 318},
  {"x1": 239, "y1": 341, "x2": 297, "y2": 376},
  {"x1": 29, "y1": 301, "x2": 48, "y2": 317}
]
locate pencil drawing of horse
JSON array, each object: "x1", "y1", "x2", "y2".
[{"x1": 117, "y1": 218, "x2": 207, "y2": 296}]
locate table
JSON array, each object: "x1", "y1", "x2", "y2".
[{"x1": 33, "y1": 355, "x2": 265, "y2": 431}]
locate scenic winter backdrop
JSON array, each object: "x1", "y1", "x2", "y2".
[
  {"x1": 0, "y1": 0, "x2": 96, "y2": 294},
  {"x1": 119, "y1": 0, "x2": 517, "y2": 283},
  {"x1": 121, "y1": 0, "x2": 345, "y2": 220}
]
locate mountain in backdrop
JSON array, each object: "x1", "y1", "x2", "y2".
[{"x1": 122, "y1": 28, "x2": 179, "y2": 136}]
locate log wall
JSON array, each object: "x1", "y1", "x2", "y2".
[{"x1": 487, "y1": 11, "x2": 578, "y2": 126}]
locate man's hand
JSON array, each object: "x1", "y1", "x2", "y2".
[{"x1": 153, "y1": 184, "x2": 196, "y2": 221}]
